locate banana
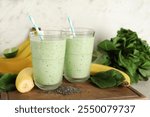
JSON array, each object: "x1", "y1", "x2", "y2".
[
  {"x1": 0, "y1": 55, "x2": 32, "y2": 74},
  {"x1": 17, "y1": 37, "x2": 30, "y2": 55},
  {"x1": 16, "y1": 67, "x2": 34, "y2": 93},
  {"x1": 90, "y1": 63, "x2": 131, "y2": 86},
  {"x1": 16, "y1": 44, "x2": 31, "y2": 59}
]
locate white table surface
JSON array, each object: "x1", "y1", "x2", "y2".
[{"x1": 132, "y1": 80, "x2": 150, "y2": 99}]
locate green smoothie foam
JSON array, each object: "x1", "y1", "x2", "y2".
[
  {"x1": 31, "y1": 39, "x2": 66, "y2": 87},
  {"x1": 64, "y1": 36, "x2": 94, "y2": 81}
]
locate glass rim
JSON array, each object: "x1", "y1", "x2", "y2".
[
  {"x1": 62, "y1": 27, "x2": 95, "y2": 37},
  {"x1": 62, "y1": 27, "x2": 95, "y2": 33},
  {"x1": 30, "y1": 30, "x2": 64, "y2": 38}
]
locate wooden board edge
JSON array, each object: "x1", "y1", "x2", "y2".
[
  {"x1": 0, "y1": 92, "x2": 8, "y2": 100},
  {"x1": 128, "y1": 86, "x2": 147, "y2": 100}
]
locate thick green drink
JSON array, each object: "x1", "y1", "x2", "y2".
[
  {"x1": 64, "y1": 28, "x2": 95, "y2": 82},
  {"x1": 30, "y1": 30, "x2": 66, "y2": 90}
]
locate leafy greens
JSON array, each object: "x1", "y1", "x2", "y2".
[
  {"x1": 93, "y1": 28, "x2": 150, "y2": 83},
  {"x1": 90, "y1": 70, "x2": 125, "y2": 88},
  {"x1": 0, "y1": 73, "x2": 17, "y2": 92}
]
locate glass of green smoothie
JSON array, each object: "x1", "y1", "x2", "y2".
[
  {"x1": 30, "y1": 30, "x2": 66, "y2": 90},
  {"x1": 63, "y1": 28, "x2": 95, "y2": 82}
]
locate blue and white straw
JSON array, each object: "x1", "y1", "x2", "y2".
[
  {"x1": 28, "y1": 15, "x2": 44, "y2": 40},
  {"x1": 67, "y1": 16, "x2": 76, "y2": 37}
]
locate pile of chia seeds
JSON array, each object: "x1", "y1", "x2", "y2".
[{"x1": 54, "y1": 85, "x2": 81, "y2": 95}]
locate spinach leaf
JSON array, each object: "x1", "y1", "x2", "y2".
[
  {"x1": 98, "y1": 40, "x2": 117, "y2": 51},
  {"x1": 92, "y1": 50, "x2": 111, "y2": 65},
  {"x1": 138, "y1": 68, "x2": 150, "y2": 78},
  {"x1": 90, "y1": 70, "x2": 125, "y2": 88},
  {"x1": 0, "y1": 73, "x2": 17, "y2": 92},
  {"x1": 140, "y1": 61, "x2": 150, "y2": 70}
]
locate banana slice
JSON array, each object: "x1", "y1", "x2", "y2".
[{"x1": 15, "y1": 67, "x2": 34, "y2": 93}]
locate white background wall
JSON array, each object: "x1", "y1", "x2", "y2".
[{"x1": 0, "y1": 0, "x2": 150, "y2": 98}]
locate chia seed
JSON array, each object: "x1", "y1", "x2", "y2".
[
  {"x1": 41, "y1": 84, "x2": 81, "y2": 95},
  {"x1": 54, "y1": 85, "x2": 81, "y2": 95}
]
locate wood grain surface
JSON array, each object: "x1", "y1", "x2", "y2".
[{"x1": 0, "y1": 81, "x2": 146, "y2": 100}]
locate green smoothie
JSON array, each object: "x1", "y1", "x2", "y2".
[
  {"x1": 30, "y1": 33, "x2": 66, "y2": 90},
  {"x1": 64, "y1": 36, "x2": 94, "y2": 82}
]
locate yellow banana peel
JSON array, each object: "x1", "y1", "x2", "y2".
[
  {"x1": 0, "y1": 36, "x2": 32, "y2": 74},
  {"x1": 0, "y1": 55, "x2": 32, "y2": 74},
  {"x1": 16, "y1": 44, "x2": 31, "y2": 59},
  {"x1": 90, "y1": 63, "x2": 131, "y2": 86},
  {"x1": 17, "y1": 38, "x2": 30, "y2": 55}
]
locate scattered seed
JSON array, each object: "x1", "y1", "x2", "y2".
[
  {"x1": 54, "y1": 85, "x2": 81, "y2": 95},
  {"x1": 40, "y1": 84, "x2": 81, "y2": 95}
]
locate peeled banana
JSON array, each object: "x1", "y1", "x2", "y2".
[
  {"x1": 90, "y1": 63, "x2": 131, "y2": 86},
  {"x1": 15, "y1": 67, "x2": 34, "y2": 93}
]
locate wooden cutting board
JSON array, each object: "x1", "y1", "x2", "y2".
[{"x1": 0, "y1": 81, "x2": 146, "y2": 100}]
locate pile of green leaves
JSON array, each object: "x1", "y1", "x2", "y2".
[
  {"x1": 0, "y1": 73, "x2": 17, "y2": 92},
  {"x1": 93, "y1": 28, "x2": 150, "y2": 83}
]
